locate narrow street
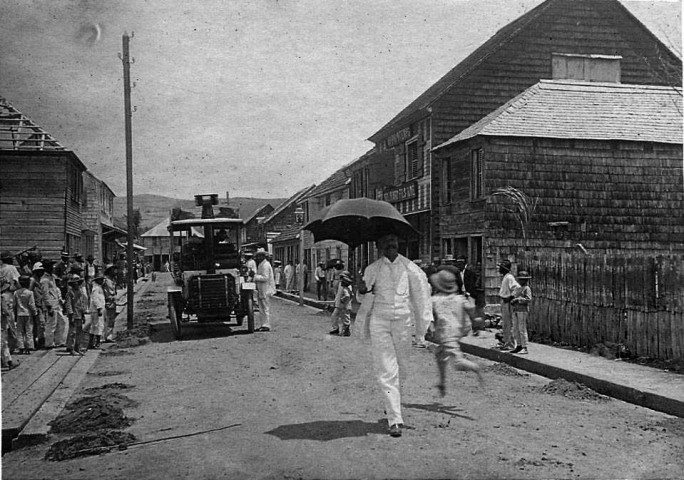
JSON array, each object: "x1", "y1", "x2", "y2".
[{"x1": 3, "y1": 274, "x2": 683, "y2": 480}]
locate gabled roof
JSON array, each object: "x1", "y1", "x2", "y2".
[
  {"x1": 244, "y1": 204, "x2": 273, "y2": 224},
  {"x1": 270, "y1": 224, "x2": 302, "y2": 244},
  {"x1": 0, "y1": 97, "x2": 66, "y2": 151},
  {"x1": 262, "y1": 184, "x2": 316, "y2": 225},
  {"x1": 368, "y1": 0, "x2": 681, "y2": 143},
  {"x1": 306, "y1": 168, "x2": 350, "y2": 198},
  {"x1": 141, "y1": 217, "x2": 204, "y2": 237},
  {"x1": 434, "y1": 80, "x2": 683, "y2": 149}
]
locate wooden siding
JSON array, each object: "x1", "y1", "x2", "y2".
[
  {"x1": 0, "y1": 154, "x2": 84, "y2": 259},
  {"x1": 429, "y1": 0, "x2": 682, "y2": 252}
]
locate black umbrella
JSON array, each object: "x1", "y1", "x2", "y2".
[{"x1": 303, "y1": 198, "x2": 417, "y2": 248}]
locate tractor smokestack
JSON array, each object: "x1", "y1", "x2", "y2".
[{"x1": 194, "y1": 194, "x2": 219, "y2": 219}]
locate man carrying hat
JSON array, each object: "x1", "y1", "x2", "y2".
[
  {"x1": 497, "y1": 259, "x2": 520, "y2": 351},
  {"x1": 356, "y1": 233, "x2": 432, "y2": 438},
  {"x1": 252, "y1": 248, "x2": 275, "y2": 332}
]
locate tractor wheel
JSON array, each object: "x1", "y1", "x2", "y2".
[
  {"x1": 169, "y1": 298, "x2": 182, "y2": 340},
  {"x1": 246, "y1": 296, "x2": 255, "y2": 333}
]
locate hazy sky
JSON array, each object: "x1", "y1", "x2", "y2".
[{"x1": 1, "y1": 0, "x2": 680, "y2": 200}]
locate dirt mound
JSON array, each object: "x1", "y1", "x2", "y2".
[
  {"x1": 484, "y1": 363, "x2": 529, "y2": 377},
  {"x1": 84, "y1": 382, "x2": 134, "y2": 393},
  {"x1": 45, "y1": 431, "x2": 136, "y2": 461},
  {"x1": 49, "y1": 395, "x2": 133, "y2": 433},
  {"x1": 539, "y1": 378, "x2": 609, "y2": 402}
]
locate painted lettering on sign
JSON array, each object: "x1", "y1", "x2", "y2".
[
  {"x1": 385, "y1": 128, "x2": 412, "y2": 148},
  {"x1": 377, "y1": 182, "x2": 417, "y2": 203}
]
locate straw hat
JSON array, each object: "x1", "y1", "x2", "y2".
[
  {"x1": 497, "y1": 259, "x2": 512, "y2": 272},
  {"x1": 68, "y1": 274, "x2": 84, "y2": 284},
  {"x1": 339, "y1": 271, "x2": 353, "y2": 283},
  {"x1": 254, "y1": 248, "x2": 268, "y2": 256},
  {"x1": 430, "y1": 270, "x2": 459, "y2": 294},
  {"x1": 517, "y1": 270, "x2": 532, "y2": 279},
  {"x1": 32, "y1": 262, "x2": 44, "y2": 272}
]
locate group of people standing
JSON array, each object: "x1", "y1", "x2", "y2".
[{"x1": 0, "y1": 249, "x2": 120, "y2": 370}]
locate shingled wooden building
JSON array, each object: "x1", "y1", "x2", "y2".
[
  {"x1": 364, "y1": 0, "x2": 681, "y2": 267},
  {"x1": 0, "y1": 98, "x2": 89, "y2": 260}
]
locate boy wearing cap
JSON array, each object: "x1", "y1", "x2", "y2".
[
  {"x1": 88, "y1": 273, "x2": 106, "y2": 349},
  {"x1": 510, "y1": 271, "x2": 532, "y2": 354},
  {"x1": 329, "y1": 271, "x2": 353, "y2": 336},
  {"x1": 429, "y1": 269, "x2": 484, "y2": 396},
  {"x1": 497, "y1": 259, "x2": 519, "y2": 351},
  {"x1": 103, "y1": 265, "x2": 118, "y2": 342},
  {"x1": 64, "y1": 275, "x2": 88, "y2": 355}
]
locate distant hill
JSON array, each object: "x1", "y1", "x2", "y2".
[{"x1": 114, "y1": 194, "x2": 286, "y2": 233}]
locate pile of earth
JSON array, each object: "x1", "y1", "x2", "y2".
[
  {"x1": 484, "y1": 363, "x2": 529, "y2": 377},
  {"x1": 49, "y1": 394, "x2": 135, "y2": 433},
  {"x1": 45, "y1": 431, "x2": 136, "y2": 461},
  {"x1": 538, "y1": 378, "x2": 609, "y2": 402},
  {"x1": 84, "y1": 382, "x2": 134, "y2": 394}
]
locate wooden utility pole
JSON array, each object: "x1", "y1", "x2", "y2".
[{"x1": 122, "y1": 32, "x2": 135, "y2": 330}]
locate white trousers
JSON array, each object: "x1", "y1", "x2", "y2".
[
  {"x1": 369, "y1": 305, "x2": 411, "y2": 427},
  {"x1": 45, "y1": 308, "x2": 68, "y2": 347},
  {"x1": 257, "y1": 295, "x2": 271, "y2": 329}
]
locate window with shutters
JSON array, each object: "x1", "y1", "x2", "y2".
[
  {"x1": 470, "y1": 148, "x2": 484, "y2": 200},
  {"x1": 404, "y1": 135, "x2": 423, "y2": 181}
]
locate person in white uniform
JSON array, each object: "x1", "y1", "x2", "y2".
[
  {"x1": 356, "y1": 233, "x2": 432, "y2": 438},
  {"x1": 253, "y1": 248, "x2": 276, "y2": 332}
]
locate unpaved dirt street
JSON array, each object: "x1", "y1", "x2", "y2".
[{"x1": 3, "y1": 274, "x2": 683, "y2": 479}]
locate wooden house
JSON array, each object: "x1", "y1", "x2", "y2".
[
  {"x1": 257, "y1": 185, "x2": 316, "y2": 256},
  {"x1": 241, "y1": 204, "x2": 274, "y2": 251},
  {"x1": 0, "y1": 98, "x2": 88, "y2": 260},
  {"x1": 363, "y1": 0, "x2": 681, "y2": 266},
  {"x1": 300, "y1": 166, "x2": 351, "y2": 276},
  {"x1": 433, "y1": 80, "x2": 683, "y2": 302},
  {"x1": 82, "y1": 171, "x2": 124, "y2": 265}
]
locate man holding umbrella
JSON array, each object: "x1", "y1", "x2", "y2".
[{"x1": 357, "y1": 233, "x2": 432, "y2": 438}]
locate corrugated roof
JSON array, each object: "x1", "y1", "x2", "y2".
[
  {"x1": 368, "y1": 0, "x2": 681, "y2": 143},
  {"x1": 435, "y1": 80, "x2": 683, "y2": 149},
  {"x1": 0, "y1": 97, "x2": 66, "y2": 151},
  {"x1": 270, "y1": 224, "x2": 302, "y2": 244},
  {"x1": 244, "y1": 204, "x2": 273, "y2": 224}
]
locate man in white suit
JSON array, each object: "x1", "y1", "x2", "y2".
[
  {"x1": 357, "y1": 233, "x2": 432, "y2": 438},
  {"x1": 253, "y1": 249, "x2": 276, "y2": 332}
]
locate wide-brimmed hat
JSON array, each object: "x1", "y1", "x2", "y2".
[
  {"x1": 517, "y1": 270, "x2": 532, "y2": 279},
  {"x1": 430, "y1": 270, "x2": 459, "y2": 294},
  {"x1": 68, "y1": 274, "x2": 84, "y2": 284},
  {"x1": 74, "y1": 252, "x2": 83, "y2": 259},
  {"x1": 104, "y1": 263, "x2": 116, "y2": 272},
  {"x1": 70, "y1": 265, "x2": 84, "y2": 273},
  {"x1": 32, "y1": 262, "x2": 44, "y2": 272},
  {"x1": 93, "y1": 272, "x2": 105, "y2": 281},
  {"x1": 497, "y1": 259, "x2": 512, "y2": 272},
  {"x1": 413, "y1": 259, "x2": 423, "y2": 266},
  {"x1": 339, "y1": 271, "x2": 353, "y2": 283},
  {"x1": 443, "y1": 254, "x2": 455, "y2": 262},
  {"x1": 254, "y1": 248, "x2": 268, "y2": 256},
  {"x1": 86, "y1": 254, "x2": 94, "y2": 261},
  {"x1": 243, "y1": 251, "x2": 254, "y2": 257},
  {"x1": 1, "y1": 251, "x2": 13, "y2": 261},
  {"x1": 455, "y1": 255, "x2": 467, "y2": 263},
  {"x1": 60, "y1": 248, "x2": 70, "y2": 257}
]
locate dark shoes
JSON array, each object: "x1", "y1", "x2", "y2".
[
  {"x1": 436, "y1": 384, "x2": 446, "y2": 397},
  {"x1": 342, "y1": 327, "x2": 351, "y2": 337},
  {"x1": 328, "y1": 328, "x2": 339, "y2": 335},
  {"x1": 389, "y1": 424, "x2": 402, "y2": 437},
  {"x1": 257, "y1": 326, "x2": 270, "y2": 332},
  {"x1": 510, "y1": 346, "x2": 523, "y2": 354}
]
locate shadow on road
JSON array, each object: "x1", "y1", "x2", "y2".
[
  {"x1": 150, "y1": 322, "x2": 254, "y2": 343},
  {"x1": 403, "y1": 402, "x2": 475, "y2": 420},
  {"x1": 266, "y1": 419, "x2": 387, "y2": 441}
]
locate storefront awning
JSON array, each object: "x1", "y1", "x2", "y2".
[
  {"x1": 102, "y1": 224, "x2": 128, "y2": 236},
  {"x1": 116, "y1": 240, "x2": 147, "y2": 251}
]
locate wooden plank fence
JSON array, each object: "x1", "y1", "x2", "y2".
[{"x1": 516, "y1": 251, "x2": 684, "y2": 361}]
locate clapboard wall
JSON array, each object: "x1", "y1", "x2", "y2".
[{"x1": 0, "y1": 152, "x2": 86, "y2": 260}]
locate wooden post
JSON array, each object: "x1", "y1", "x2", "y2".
[{"x1": 122, "y1": 32, "x2": 135, "y2": 330}]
